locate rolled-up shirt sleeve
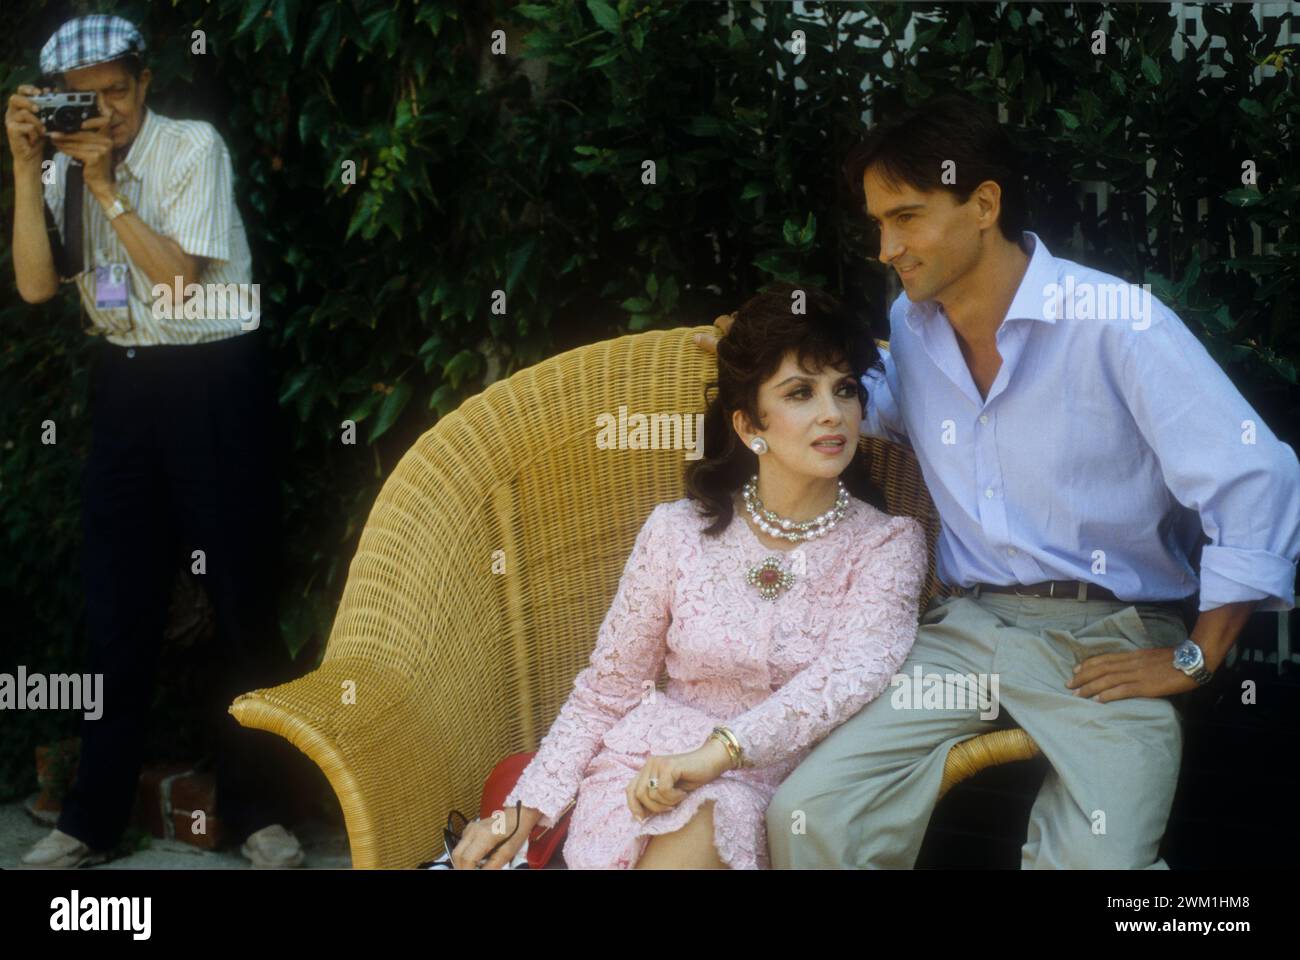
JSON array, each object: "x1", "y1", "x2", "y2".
[
  {"x1": 1122, "y1": 307, "x2": 1300, "y2": 612},
  {"x1": 161, "y1": 128, "x2": 233, "y2": 262}
]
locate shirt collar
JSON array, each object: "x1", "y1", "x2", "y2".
[
  {"x1": 114, "y1": 105, "x2": 159, "y2": 183},
  {"x1": 904, "y1": 230, "x2": 1058, "y2": 336}
]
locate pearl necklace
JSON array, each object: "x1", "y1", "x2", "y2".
[{"x1": 741, "y1": 475, "x2": 849, "y2": 544}]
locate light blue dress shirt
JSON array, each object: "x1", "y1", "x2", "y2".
[{"x1": 862, "y1": 231, "x2": 1300, "y2": 612}]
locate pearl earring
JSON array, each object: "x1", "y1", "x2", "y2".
[{"x1": 749, "y1": 437, "x2": 768, "y2": 455}]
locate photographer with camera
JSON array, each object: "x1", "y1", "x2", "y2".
[{"x1": 7, "y1": 15, "x2": 303, "y2": 869}]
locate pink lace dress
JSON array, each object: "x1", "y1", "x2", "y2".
[{"x1": 504, "y1": 494, "x2": 927, "y2": 869}]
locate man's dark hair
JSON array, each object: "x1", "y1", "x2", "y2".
[{"x1": 842, "y1": 95, "x2": 1028, "y2": 244}]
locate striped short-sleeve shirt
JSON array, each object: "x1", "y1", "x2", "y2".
[{"x1": 42, "y1": 104, "x2": 259, "y2": 345}]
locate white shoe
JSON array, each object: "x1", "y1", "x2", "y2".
[
  {"x1": 240, "y1": 824, "x2": 305, "y2": 868},
  {"x1": 20, "y1": 828, "x2": 108, "y2": 869}
]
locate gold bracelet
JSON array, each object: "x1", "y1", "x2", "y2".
[
  {"x1": 711, "y1": 726, "x2": 749, "y2": 768},
  {"x1": 724, "y1": 728, "x2": 749, "y2": 768},
  {"x1": 709, "y1": 732, "x2": 739, "y2": 768}
]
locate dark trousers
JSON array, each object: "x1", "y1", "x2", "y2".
[{"x1": 58, "y1": 328, "x2": 294, "y2": 851}]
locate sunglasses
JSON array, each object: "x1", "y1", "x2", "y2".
[{"x1": 427, "y1": 799, "x2": 525, "y2": 869}]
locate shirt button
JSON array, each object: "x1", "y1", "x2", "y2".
[
  {"x1": 979, "y1": 414, "x2": 989, "y2": 424},
  {"x1": 1007, "y1": 547, "x2": 1017, "y2": 556},
  {"x1": 126, "y1": 348, "x2": 136, "y2": 358},
  {"x1": 985, "y1": 488, "x2": 994, "y2": 499}
]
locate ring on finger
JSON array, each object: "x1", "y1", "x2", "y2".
[{"x1": 648, "y1": 776, "x2": 658, "y2": 790}]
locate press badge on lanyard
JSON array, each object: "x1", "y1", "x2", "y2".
[{"x1": 95, "y1": 263, "x2": 130, "y2": 309}]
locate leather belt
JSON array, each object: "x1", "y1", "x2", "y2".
[
  {"x1": 955, "y1": 580, "x2": 1117, "y2": 601},
  {"x1": 950, "y1": 581, "x2": 1198, "y2": 632}
]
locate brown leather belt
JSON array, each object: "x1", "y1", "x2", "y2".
[
  {"x1": 954, "y1": 580, "x2": 1117, "y2": 601},
  {"x1": 950, "y1": 581, "x2": 1198, "y2": 632}
]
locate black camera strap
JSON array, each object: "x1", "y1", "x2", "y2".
[{"x1": 62, "y1": 160, "x2": 85, "y2": 277}]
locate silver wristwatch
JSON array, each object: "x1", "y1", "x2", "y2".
[
  {"x1": 103, "y1": 193, "x2": 133, "y2": 221},
  {"x1": 1172, "y1": 639, "x2": 1213, "y2": 685}
]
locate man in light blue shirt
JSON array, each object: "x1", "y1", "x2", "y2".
[
  {"x1": 702, "y1": 95, "x2": 1299, "y2": 868},
  {"x1": 863, "y1": 228, "x2": 1299, "y2": 616}
]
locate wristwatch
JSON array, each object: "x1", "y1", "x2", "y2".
[
  {"x1": 1172, "y1": 639, "x2": 1214, "y2": 685},
  {"x1": 102, "y1": 193, "x2": 133, "y2": 221}
]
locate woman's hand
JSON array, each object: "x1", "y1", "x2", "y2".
[
  {"x1": 693, "y1": 312, "x2": 736, "y2": 354},
  {"x1": 450, "y1": 803, "x2": 543, "y2": 869},
  {"x1": 626, "y1": 737, "x2": 734, "y2": 820}
]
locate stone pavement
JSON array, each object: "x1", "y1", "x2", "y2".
[{"x1": 0, "y1": 800, "x2": 352, "y2": 869}]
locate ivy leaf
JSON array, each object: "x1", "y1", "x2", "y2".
[
  {"x1": 1175, "y1": 250, "x2": 1201, "y2": 297},
  {"x1": 346, "y1": 193, "x2": 381, "y2": 241},
  {"x1": 586, "y1": 0, "x2": 621, "y2": 34},
  {"x1": 798, "y1": 212, "x2": 816, "y2": 246},
  {"x1": 428, "y1": 383, "x2": 456, "y2": 414},
  {"x1": 273, "y1": 0, "x2": 300, "y2": 51},
  {"x1": 507, "y1": 237, "x2": 538, "y2": 297},
  {"x1": 279, "y1": 367, "x2": 313, "y2": 406},
  {"x1": 236, "y1": 0, "x2": 272, "y2": 37},
  {"x1": 1055, "y1": 108, "x2": 1080, "y2": 130},
  {"x1": 1222, "y1": 188, "x2": 1263, "y2": 207},
  {"x1": 1238, "y1": 98, "x2": 1268, "y2": 119},
  {"x1": 345, "y1": 391, "x2": 381, "y2": 424},
  {"x1": 369, "y1": 381, "x2": 413, "y2": 443},
  {"x1": 988, "y1": 42, "x2": 1003, "y2": 77},
  {"x1": 443, "y1": 350, "x2": 481, "y2": 390},
  {"x1": 514, "y1": 4, "x2": 553, "y2": 21},
  {"x1": 1140, "y1": 55, "x2": 1161, "y2": 85},
  {"x1": 660, "y1": 275, "x2": 680, "y2": 314},
  {"x1": 301, "y1": 5, "x2": 338, "y2": 66},
  {"x1": 955, "y1": 13, "x2": 974, "y2": 53},
  {"x1": 322, "y1": 10, "x2": 344, "y2": 69}
]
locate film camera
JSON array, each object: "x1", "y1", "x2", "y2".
[{"x1": 29, "y1": 90, "x2": 100, "y2": 133}]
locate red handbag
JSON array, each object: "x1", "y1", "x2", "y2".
[{"x1": 480, "y1": 751, "x2": 576, "y2": 869}]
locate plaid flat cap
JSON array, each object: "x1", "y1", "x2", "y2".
[{"x1": 40, "y1": 15, "x2": 146, "y2": 76}]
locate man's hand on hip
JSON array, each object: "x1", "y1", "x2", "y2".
[{"x1": 1067, "y1": 648, "x2": 1198, "y2": 702}]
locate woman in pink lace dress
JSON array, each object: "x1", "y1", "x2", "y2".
[{"x1": 452, "y1": 282, "x2": 927, "y2": 869}]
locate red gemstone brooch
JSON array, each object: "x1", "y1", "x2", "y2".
[{"x1": 747, "y1": 556, "x2": 795, "y2": 601}]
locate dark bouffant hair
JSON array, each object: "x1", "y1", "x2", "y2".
[{"x1": 684, "y1": 281, "x2": 888, "y2": 536}]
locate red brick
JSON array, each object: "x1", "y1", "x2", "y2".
[
  {"x1": 132, "y1": 763, "x2": 193, "y2": 840},
  {"x1": 169, "y1": 771, "x2": 222, "y2": 849},
  {"x1": 171, "y1": 810, "x2": 223, "y2": 850}
]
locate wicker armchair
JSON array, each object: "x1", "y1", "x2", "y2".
[{"x1": 230, "y1": 324, "x2": 1039, "y2": 867}]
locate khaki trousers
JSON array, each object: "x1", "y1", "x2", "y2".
[{"x1": 767, "y1": 593, "x2": 1190, "y2": 869}]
